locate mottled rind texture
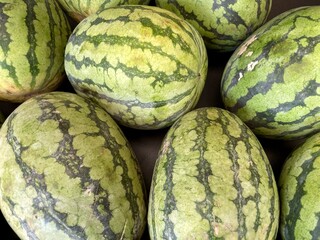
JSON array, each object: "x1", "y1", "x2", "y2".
[
  {"x1": 221, "y1": 6, "x2": 320, "y2": 140},
  {"x1": 65, "y1": 5, "x2": 208, "y2": 130},
  {"x1": 279, "y1": 132, "x2": 320, "y2": 240},
  {"x1": 0, "y1": 92, "x2": 146, "y2": 240},
  {"x1": 148, "y1": 107, "x2": 279, "y2": 239},
  {"x1": 0, "y1": 0, "x2": 71, "y2": 102},
  {"x1": 156, "y1": 0, "x2": 272, "y2": 51},
  {"x1": 56, "y1": 0, "x2": 151, "y2": 22}
]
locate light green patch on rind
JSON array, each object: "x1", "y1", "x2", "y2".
[
  {"x1": 65, "y1": 5, "x2": 208, "y2": 130},
  {"x1": 0, "y1": 91, "x2": 146, "y2": 240},
  {"x1": 0, "y1": 0, "x2": 71, "y2": 102},
  {"x1": 279, "y1": 132, "x2": 320, "y2": 240},
  {"x1": 221, "y1": 6, "x2": 320, "y2": 140},
  {"x1": 148, "y1": 107, "x2": 279, "y2": 239},
  {"x1": 56, "y1": 0, "x2": 151, "y2": 21},
  {"x1": 156, "y1": 0, "x2": 272, "y2": 51}
]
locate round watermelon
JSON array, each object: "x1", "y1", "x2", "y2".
[{"x1": 64, "y1": 5, "x2": 208, "y2": 130}]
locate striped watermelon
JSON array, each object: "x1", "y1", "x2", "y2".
[
  {"x1": 0, "y1": 92, "x2": 146, "y2": 239},
  {"x1": 148, "y1": 107, "x2": 279, "y2": 239},
  {"x1": 56, "y1": 0, "x2": 151, "y2": 22},
  {"x1": 220, "y1": 6, "x2": 320, "y2": 140},
  {"x1": 156, "y1": 0, "x2": 272, "y2": 51},
  {"x1": 279, "y1": 132, "x2": 320, "y2": 239},
  {"x1": 0, "y1": 0, "x2": 71, "y2": 103},
  {"x1": 64, "y1": 5, "x2": 208, "y2": 130}
]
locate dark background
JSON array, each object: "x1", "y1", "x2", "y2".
[{"x1": 0, "y1": 0, "x2": 319, "y2": 239}]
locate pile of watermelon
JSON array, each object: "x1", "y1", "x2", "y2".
[{"x1": 0, "y1": 0, "x2": 319, "y2": 239}]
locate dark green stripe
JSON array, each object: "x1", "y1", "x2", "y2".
[
  {"x1": 0, "y1": 2, "x2": 20, "y2": 88},
  {"x1": 25, "y1": 0, "x2": 39, "y2": 88},
  {"x1": 0, "y1": 2, "x2": 11, "y2": 54},
  {"x1": 193, "y1": 109, "x2": 220, "y2": 237},
  {"x1": 41, "y1": 0, "x2": 60, "y2": 86},
  {"x1": 160, "y1": 137, "x2": 178, "y2": 239},
  {"x1": 310, "y1": 212, "x2": 320, "y2": 240}
]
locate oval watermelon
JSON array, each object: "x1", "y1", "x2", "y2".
[
  {"x1": 279, "y1": 132, "x2": 320, "y2": 239},
  {"x1": 64, "y1": 5, "x2": 208, "y2": 130},
  {"x1": 148, "y1": 107, "x2": 279, "y2": 239},
  {"x1": 220, "y1": 6, "x2": 320, "y2": 140},
  {"x1": 0, "y1": 0, "x2": 71, "y2": 103},
  {"x1": 156, "y1": 0, "x2": 272, "y2": 51},
  {"x1": 0, "y1": 91, "x2": 146, "y2": 239},
  {"x1": 56, "y1": 0, "x2": 151, "y2": 22}
]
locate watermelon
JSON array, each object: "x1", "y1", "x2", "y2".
[
  {"x1": 56, "y1": 0, "x2": 151, "y2": 22},
  {"x1": 148, "y1": 107, "x2": 279, "y2": 239},
  {"x1": 279, "y1": 132, "x2": 320, "y2": 239},
  {"x1": 156, "y1": 0, "x2": 272, "y2": 51},
  {"x1": 220, "y1": 6, "x2": 320, "y2": 140},
  {"x1": 64, "y1": 5, "x2": 208, "y2": 130},
  {"x1": 0, "y1": 0, "x2": 71, "y2": 103},
  {"x1": 0, "y1": 92, "x2": 146, "y2": 239}
]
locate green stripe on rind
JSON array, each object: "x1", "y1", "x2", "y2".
[
  {"x1": 65, "y1": 5, "x2": 208, "y2": 129},
  {"x1": 221, "y1": 6, "x2": 320, "y2": 140},
  {"x1": 0, "y1": 92, "x2": 146, "y2": 240},
  {"x1": 56, "y1": 0, "x2": 151, "y2": 21},
  {"x1": 148, "y1": 107, "x2": 279, "y2": 239},
  {"x1": 0, "y1": 0, "x2": 71, "y2": 102},
  {"x1": 279, "y1": 132, "x2": 320, "y2": 240},
  {"x1": 156, "y1": 0, "x2": 272, "y2": 51}
]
